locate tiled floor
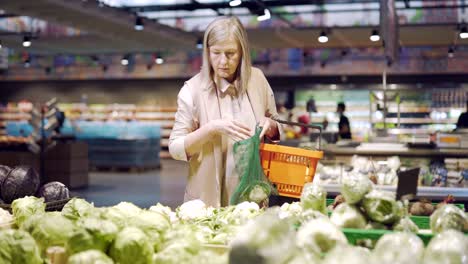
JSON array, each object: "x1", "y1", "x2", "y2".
[{"x1": 71, "y1": 159, "x2": 188, "y2": 209}]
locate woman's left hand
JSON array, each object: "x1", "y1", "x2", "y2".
[{"x1": 259, "y1": 117, "x2": 279, "y2": 139}]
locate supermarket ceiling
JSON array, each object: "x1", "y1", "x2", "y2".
[{"x1": 0, "y1": 0, "x2": 468, "y2": 54}]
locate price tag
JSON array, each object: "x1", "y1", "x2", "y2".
[{"x1": 396, "y1": 167, "x2": 420, "y2": 201}]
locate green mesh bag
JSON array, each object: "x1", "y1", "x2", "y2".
[{"x1": 230, "y1": 125, "x2": 277, "y2": 206}]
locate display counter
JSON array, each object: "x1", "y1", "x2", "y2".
[{"x1": 324, "y1": 145, "x2": 468, "y2": 158}]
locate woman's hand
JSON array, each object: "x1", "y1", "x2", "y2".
[
  {"x1": 259, "y1": 117, "x2": 279, "y2": 139},
  {"x1": 209, "y1": 119, "x2": 253, "y2": 141}
]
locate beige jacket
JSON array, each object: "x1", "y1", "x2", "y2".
[{"x1": 169, "y1": 67, "x2": 280, "y2": 207}]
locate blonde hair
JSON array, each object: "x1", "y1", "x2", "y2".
[{"x1": 201, "y1": 16, "x2": 251, "y2": 94}]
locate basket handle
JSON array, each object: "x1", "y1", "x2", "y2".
[{"x1": 272, "y1": 118, "x2": 322, "y2": 151}]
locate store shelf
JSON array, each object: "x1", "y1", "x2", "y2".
[
  {"x1": 324, "y1": 145, "x2": 468, "y2": 157},
  {"x1": 322, "y1": 183, "x2": 468, "y2": 200}
]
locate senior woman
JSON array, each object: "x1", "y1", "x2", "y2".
[{"x1": 169, "y1": 16, "x2": 282, "y2": 207}]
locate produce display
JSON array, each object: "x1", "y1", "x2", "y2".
[
  {"x1": 0, "y1": 179, "x2": 466, "y2": 264},
  {"x1": 315, "y1": 155, "x2": 468, "y2": 188}
]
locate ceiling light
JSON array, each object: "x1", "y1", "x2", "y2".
[
  {"x1": 229, "y1": 0, "x2": 242, "y2": 7},
  {"x1": 459, "y1": 26, "x2": 468, "y2": 39},
  {"x1": 155, "y1": 55, "x2": 164, "y2": 65},
  {"x1": 22, "y1": 36, "x2": 31, "y2": 47},
  {"x1": 257, "y1": 9, "x2": 271, "y2": 22},
  {"x1": 121, "y1": 55, "x2": 129, "y2": 66},
  {"x1": 448, "y1": 46, "x2": 455, "y2": 58},
  {"x1": 370, "y1": 29, "x2": 380, "y2": 42},
  {"x1": 196, "y1": 38, "x2": 203, "y2": 49},
  {"x1": 134, "y1": 16, "x2": 144, "y2": 31},
  {"x1": 318, "y1": 31, "x2": 328, "y2": 43}
]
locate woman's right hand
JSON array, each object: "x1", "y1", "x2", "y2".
[{"x1": 209, "y1": 119, "x2": 252, "y2": 141}]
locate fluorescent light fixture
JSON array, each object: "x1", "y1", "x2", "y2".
[
  {"x1": 135, "y1": 16, "x2": 144, "y2": 31},
  {"x1": 257, "y1": 9, "x2": 271, "y2": 22},
  {"x1": 460, "y1": 26, "x2": 468, "y2": 39},
  {"x1": 318, "y1": 31, "x2": 328, "y2": 43},
  {"x1": 448, "y1": 46, "x2": 454, "y2": 58},
  {"x1": 22, "y1": 36, "x2": 31, "y2": 47},
  {"x1": 370, "y1": 29, "x2": 380, "y2": 42},
  {"x1": 229, "y1": 0, "x2": 242, "y2": 7}
]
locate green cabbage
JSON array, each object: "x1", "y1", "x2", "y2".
[
  {"x1": 330, "y1": 203, "x2": 367, "y2": 229},
  {"x1": 11, "y1": 196, "x2": 45, "y2": 228},
  {"x1": 229, "y1": 209, "x2": 296, "y2": 264},
  {"x1": 341, "y1": 173, "x2": 373, "y2": 205},
  {"x1": 393, "y1": 217, "x2": 419, "y2": 233},
  {"x1": 0, "y1": 229, "x2": 42, "y2": 264},
  {"x1": 112, "y1": 202, "x2": 142, "y2": 217},
  {"x1": 371, "y1": 232, "x2": 424, "y2": 264},
  {"x1": 67, "y1": 249, "x2": 114, "y2": 264},
  {"x1": 28, "y1": 212, "x2": 77, "y2": 253},
  {"x1": 61, "y1": 198, "x2": 95, "y2": 221},
  {"x1": 128, "y1": 210, "x2": 170, "y2": 252},
  {"x1": 0, "y1": 208, "x2": 13, "y2": 228},
  {"x1": 430, "y1": 204, "x2": 467, "y2": 234},
  {"x1": 322, "y1": 244, "x2": 371, "y2": 264},
  {"x1": 66, "y1": 217, "x2": 118, "y2": 255},
  {"x1": 423, "y1": 230, "x2": 468, "y2": 264},
  {"x1": 109, "y1": 227, "x2": 153, "y2": 264},
  {"x1": 362, "y1": 190, "x2": 401, "y2": 224},
  {"x1": 300, "y1": 183, "x2": 327, "y2": 214},
  {"x1": 296, "y1": 218, "x2": 347, "y2": 256}
]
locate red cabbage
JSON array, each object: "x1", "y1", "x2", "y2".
[
  {"x1": 38, "y1": 181, "x2": 70, "y2": 202},
  {"x1": 0, "y1": 165, "x2": 12, "y2": 200},
  {"x1": 1, "y1": 166, "x2": 40, "y2": 204}
]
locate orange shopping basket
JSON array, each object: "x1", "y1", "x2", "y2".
[{"x1": 260, "y1": 119, "x2": 323, "y2": 198}]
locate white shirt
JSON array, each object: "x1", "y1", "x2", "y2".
[{"x1": 214, "y1": 77, "x2": 257, "y2": 205}]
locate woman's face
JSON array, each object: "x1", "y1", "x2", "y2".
[{"x1": 209, "y1": 37, "x2": 241, "y2": 82}]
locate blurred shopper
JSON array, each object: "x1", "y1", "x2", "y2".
[
  {"x1": 456, "y1": 100, "x2": 468, "y2": 129},
  {"x1": 169, "y1": 16, "x2": 282, "y2": 207},
  {"x1": 337, "y1": 102, "x2": 352, "y2": 139}
]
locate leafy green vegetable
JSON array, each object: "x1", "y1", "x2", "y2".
[
  {"x1": 341, "y1": 173, "x2": 373, "y2": 205},
  {"x1": 393, "y1": 217, "x2": 419, "y2": 233},
  {"x1": 128, "y1": 210, "x2": 170, "y2": 252},
  {"x1": 330, "y1": 203, "x2": 367, "y2": 229},
  {"x1": 371, "y1": 232, "x2": 424, "y2": 264},
  {"x1": 296, "y1": 218, "x2": 347, "y2": 256},
  {"x1": 11, "y1": 196, "x2": 45, "y2": 228},
  {"x1": 66, "y1": 217, "x2": 118, "y2": 255},
  {"x1": 0, "y1": 229, "x2": 42, "y2": 264},
  {"x1": 362, "y1": 190, "x2": 401, "y2": 224},
  {"x1": 0, "y1": 208, "x2": 13, "y2": 227},
  {"x1": 423, "y1": 230, "x2": 468, "y2": 264},
  {"x1": 61, "y1": 198, "x2": 95, "y2": 221},
  {"x1": 300, "y1": 183, "x2": 327, "y2": 214},
  {"x1": 68, "y1": 249, "x2": 114, "y2": 264},
  {"x1": 430, "y1": 204, "x2": 467, "y2": 234},
  {"x1": 28, "y1": 212, "x2": 77, "y2": 253},
  {"x1": 229, "y1": 209, "x2": 296, "y2": 264},
  {"x1": 109, "y1": 227, "x2": 153, "y2": 264},
  {"x1": 322, "y1": 244, "x2": 371, "y2": 264}
]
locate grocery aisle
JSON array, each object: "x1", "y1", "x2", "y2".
[{"x1": 70, "y1": 159, "x2": 187, "y2": 209}]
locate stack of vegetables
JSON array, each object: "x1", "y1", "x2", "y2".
[{"x1": 0, "y1": 180, "x2": 466, "y2": 263}]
